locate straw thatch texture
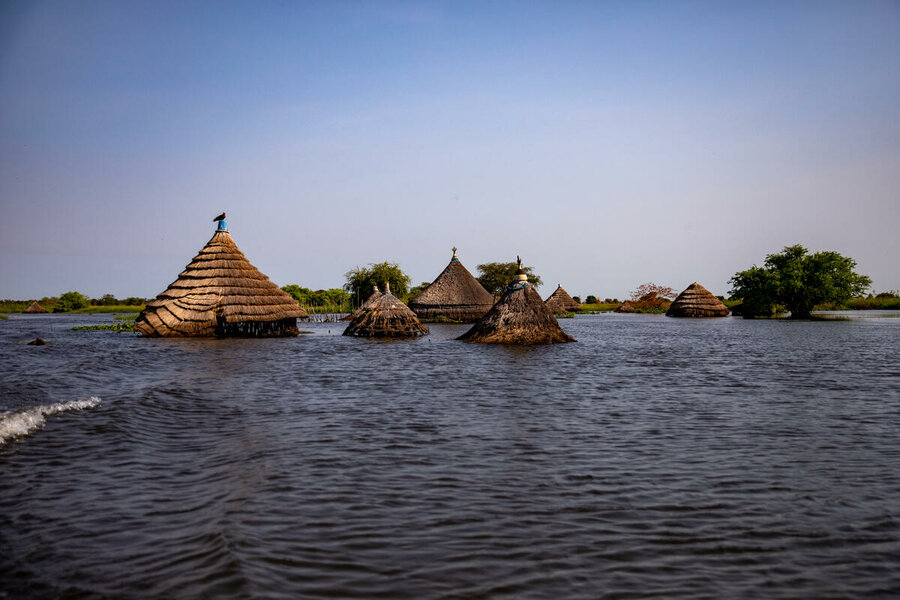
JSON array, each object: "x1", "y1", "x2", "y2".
[
  {"x1": 409, "y1": 254, "x2": 494, "y2": 322},
  {"x1": 666, "y1": 282, "x2": 730, "y2": 317},
  {"x1": 544, "y1": 284, "x2": 581, "y2": 313},
  {"x1": 343, "y1": 287, "x2": 429, "y2": 338},
  {"x1": 24, "y1": 301, "x2": 47, "y2": 314},
  {"x1": 341, "y1": 287, "x2": 382, "y2": 321},
  {"x1": 135, "y1": 230, "x2": 307, "y2": 337},
  {"x1": 458, "y1": 284, "x2": 575, "y2": 345}
]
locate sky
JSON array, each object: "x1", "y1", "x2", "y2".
[{"x1": 1, "y1": 0, "x2": 898, "y2": 300}]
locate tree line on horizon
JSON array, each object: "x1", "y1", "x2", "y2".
[{"x1": 3, "y1": 245, "x2": 897, "y2": 316}]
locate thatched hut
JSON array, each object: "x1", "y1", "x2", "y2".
[
  {"x1": 343, "y1": 282, "x2": 429, "y2": 338},
  {"x1": 666, "y1": 282, "x2": 730, "y2": 317},
  {"x1": 134, "y1": 219, "x2": 307, "y2": 337},
  {"x1": 458, "y1": 258, "x2": 575, "y2": 345},
  {"x1": 24, "y1": 301, "x2": 47, "y2": 314},
  {"x1": 341, "y1": 285, "x2": 383, "y2": 321},
  {"x1": 544, "y1": 284, "x2": 581, "y2": 313},
  {"x1": 409, "y1": 247, "x2": 494, "y2": 322}
]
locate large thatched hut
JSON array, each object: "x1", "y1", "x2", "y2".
[
  {"x1": 458, "y1": 258, "x2": 575, "y2": 345},
  {"x1": 666, "y1": 282, "x2": 730, "y2": 317},
  {"x1": 343, "y1": 282, "x2": 429, "y2": 338},
  {"x1": 341, "y1": 285, "x2": 383, "y2": 321},
  {"x1": 134, "y1": 219, "x2": 307, "y2": 337},
  {"x1": 545, "y1": 284, "x2": 581, "y2": 313},
  {"x1": 24, "y1": 301, "x2": 47, "y2": 314},
  {"x1": 409, "y1": 247, "x2": 494, "y2": 322}
]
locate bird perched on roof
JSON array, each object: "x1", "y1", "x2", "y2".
[{"x1": 214, "y1": 212, "x2": 226, "y2": 221}]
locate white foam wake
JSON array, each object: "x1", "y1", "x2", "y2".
[{"x1": 0, "y1": 397, "x2": 101, "y2": 446}]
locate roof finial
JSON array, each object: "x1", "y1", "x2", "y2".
[
  {"x1": 452, "y1": 246, "x2": 458, "y2": 260},
  {"x1": 384, "y1": 280, "x2": 391, "y2": 295},
  {"x1": 514, "y1": 256, "x2": 528, "y2": 282},
  {"x1": 214, "y1": 211, "x2": 228, "y2": 232}
]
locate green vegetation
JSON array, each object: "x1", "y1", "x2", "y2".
[
  {"x1": 72, "y1": 305, "x2": 145, "y2": 314},
  {"x1": 282, "y1": 285, "x2": 352, "y2": 313},
  {"x1": 343, "y1": 262, "x2": 412, "y2": 302},
  {"x1": 55, "y1": 291, "x2": 90, "y2": 312},
  {"x1": 72, "y1": 322, "x2": 136, "y2": 332},
  {"x1": 0, "y1": 314, "x2": 8, "y2": 320},
  {"x1": 585, "y1": 295, "x2": 598, "y2": 304},
  {"x1": 476, "y1": 261, "x2": 542, "y2": 297},
  {"x1": 730, "y1": 244, "x2": 871, "y2": 319},
  {"x1": 577, "y1": 303, "x2": 620, "y2": 313}
]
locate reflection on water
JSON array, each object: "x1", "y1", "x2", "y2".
[{"x1": 1, "y1": 313, "x2": 899, "y2": 599}]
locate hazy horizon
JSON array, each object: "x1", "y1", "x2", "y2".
[{"x1": 2, "y1": 1, "x2": 898, "y2": 300}]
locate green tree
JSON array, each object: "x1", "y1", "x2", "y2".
[
  {"x1": 476, "y1": 261, "x2": 542, "y2": 297},
  {"x1": 730, "y1": 244, "x2": 871, "y2": 319},
  {"x1": 55, "y1": 291, "x2": 89, "y2": 312},
  {"x1": 585, "y1": 295, "x2": 598, "y2": 304},
  {"x1": 344, "y1": 262, "x2": 412, "y2": 302}
]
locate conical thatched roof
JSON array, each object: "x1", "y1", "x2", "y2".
[
  {"x1": 666, "y1": 282, "x2": 730, "y2": 318},
  {"x1": 409, "y1": 248, "x2": 494, "y2": 322},
  {"x1": 24, "y1": 301, "x2": 47, "y2": 314},
  {"x1": 545, "y1": 284, "x2": 581, "y2": 313},
  {"x1": 135, "y1": 226, "x2": 307, "y2": 337},
  {"x1": 458, "y1": 258, "x2": 575, "y2": 345},
  {"x1": 343, "y1": 283, "x2": 429, "y2": 338},
  {"x1": 341, "y1": 286, "x2": 382, "y2": 321}
]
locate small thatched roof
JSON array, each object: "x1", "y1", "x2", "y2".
[
  {"x1": 24, "y1": 301, "x2": 47, "y2": 313},
  {"x1": 545, "y1": 284, "x2": 581, "y2": 313},
  {"x1": 409, "y1": 247, "x2": 494, "y2": 322},
  {"x1": 135, "y1": 225, "x2": 307, "y2": 337},
  {"x1": 341, "y1": 286, "x2": 383, "y2": 321},
  {"x1": 666, "y1": 282, "x2": 730, "y2": 318},
  {"x1": 458, "y1": 258, "x2": 575, "y2": 345},
  {"x1": 343, "y1": 283, "x2": 429, "y2": 338}
]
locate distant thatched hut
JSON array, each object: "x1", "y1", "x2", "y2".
[
  {"x1": 666, "y1": 283, "x2": 730, "y2": 317},
  {"x1": 24, "y1": 301, "x2": 47, "y2": 314},
  {"x1": 409, "y1": 247, "x2": 494, "y2": 322},
  {"x1": 544, "y1": 284, "x2": 581, "y2": 313},
  {"x1": 458, "y1": 258, "x2": 575, "y2": 345},
  {"x1": 341, "y1": 285, "x2": 383, "y2": 321},
  {"x1": 134, "y1": 219, "x2": 307, "y2": 337},
  {"x1": 343, "y1": 282, "x2": 429, "y2": 338}
]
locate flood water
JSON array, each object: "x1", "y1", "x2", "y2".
[{"x1": 1, "y1": 312, "x2": 899, "y2": 599}]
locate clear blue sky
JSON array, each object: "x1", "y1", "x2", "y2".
[{"x1": 2, "y1": 0, "x2": 898, "y2": 300}]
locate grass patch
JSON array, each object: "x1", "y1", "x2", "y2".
[
  {"x1": 71, "y1": 305, "x2": 146, "y2": 314},
  {"x1": 73, "y1": 322, "x2": 136, "y2": 332},
  {"x1": 114, "y1": 314, "x2": 139, "y2": 320},
  {"x1": 577, "y1": 303, "x2": 619, "y2": 313}
]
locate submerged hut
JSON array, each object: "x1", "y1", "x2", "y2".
[
  {"x1": 343, "y1": 282, "x2": 429, "y2": 338},
  {"x1": 408, "y1": 247, "x2": 494, "y2": 322},
  {"x1": 458, "y1": 257, "x2": 575, "y2": 345},
  {"x1": 666, "y1": 282, "x2": 730, "y2": 317},
  {"x1": 341, "y1": 285, "x2": 382, "y2": 321},
  {"x1": 134, "y1": 218, "x2": 307, "y2": 337},
  {"x1": 545, "y1": 284, "x2": 582, "y2": 313},
  {"x1": 24, "y1": 301, "x2": 47, "y2": 314}
]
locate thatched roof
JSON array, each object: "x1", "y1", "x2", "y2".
[
  {"x1": 343, "y1": 283, "x2": 429, "y2": 338},
  {"x1": 666, "y1": 282, "x2": 730, "y2": 317},
  {"x1": 24, "y1": 301, "x2": 47, "y2": 314},
  {"x1": 458, "y1": 259, "x2": 575, "y2": 345},
  {"x1": 409, "y1": 248, "x2": 494, "y2": 322},
  {"x1": 341, "y1": 286, "x2": 382, "y2": 321},
  {"x1": 544, "y1": 284, "x2": 581, "y2": 313},
  {"x1": 135, "y1": 227, "x2": 307, "y2": 337}
]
